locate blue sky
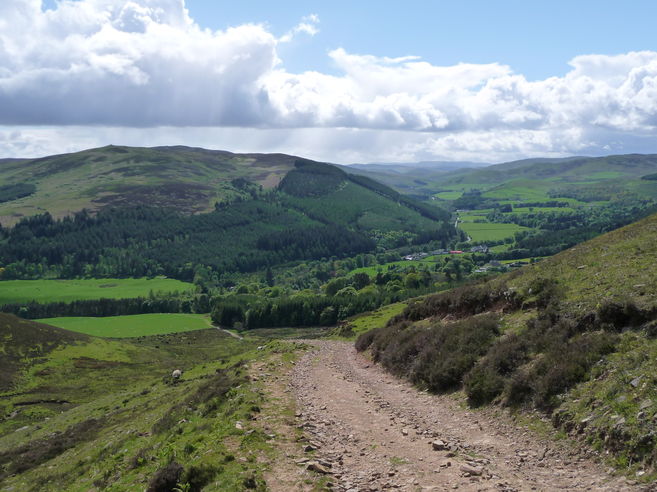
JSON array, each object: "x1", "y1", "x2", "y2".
[
  {"x1": 4, "y1": 0, "x2": 657, "y2": 163},
  {"x1": 186, "y1": 0, "x2": 657, "y2": 80}
]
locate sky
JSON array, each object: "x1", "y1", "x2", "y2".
[{"x1": 2, "y1": 0, "x2": 657, "y2": 163}]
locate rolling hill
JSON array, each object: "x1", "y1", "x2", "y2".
[
  {"x1": 0, "y1": 154, "x2": 454, "y2": 280},
  {"x1": 352, "y1": 153, "x2": 657, "y2": 202},
  {"x1": 0, "y1": 145, "x2": 302, "y2": 225}
]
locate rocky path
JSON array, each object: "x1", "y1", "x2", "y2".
[{"x1": 290, "y1": 340, "x2": 644, "y2": 491}]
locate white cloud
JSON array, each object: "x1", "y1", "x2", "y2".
[
  {"x1": 0, "y1": 124, "x2": 643, "y2": 165},
  {"x1": 1, "y1": 1, "x2": 657, "y2": 161},
  {"x1": 279, "y1": 13, "x2": 319, "y2": 43}
]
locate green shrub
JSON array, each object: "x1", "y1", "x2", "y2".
[
  {"x1": 182, "y1": 463, "x2": 221, "y2": 492},
  {"x1": 398, "y1": 282, "x2": 518, "y2": 323},
  {"x1": 524, "y1": 277, "x2": 563, "y2": 309},
  {"x1": 379, "y1": 326, "x2": 428, "y2": 378},
  {"x1": 409, "y1": 315, "x2": 500, "y2": 392},
  {"x1": 147, "y1": 462, "x2": 184, "y2": 492},
  {"x1": 597, "y1": 300, "x2": 649, "y2": 331},
  {"x1": 531, "y1": 332, "x2": 619, "y2": 409},
  {"x1": 463, "y1": 364, "x2": 505, "y2": 407},
  {"x1": 505, "y1": 331, "x2": 619, "y2": 409},
  {"x1": 354, "y1": 328, "x2": 378, "y2": 352},
  {"x1": 464, "y1": 333, "x2": 529, "y2": 406}
]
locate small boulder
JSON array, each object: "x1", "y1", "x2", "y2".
[
  {"x1": 460, "y1": 464, "x2": 483, "y2": 476},
  {"x1": 432, "y1": 440, "x2": 448, "y2": 451},
  {"x1": 306, "y1": 461, "x2": 331, "y2": 474}
]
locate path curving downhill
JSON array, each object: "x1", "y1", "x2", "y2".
[{"x1": 290, "y1": 340, "x2": 645, "y2": 492}]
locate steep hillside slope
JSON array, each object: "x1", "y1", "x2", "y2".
[
  {"x1": 0, "y1": 159, "x2": 454, "y2": 280},
  {"x1": 356, "y1": 212, "x2": 657, "y2": 477},
  {"x1": 0, "y1": 145, "x2": 300, "y2": 224}
]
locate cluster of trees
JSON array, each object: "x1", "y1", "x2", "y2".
[
  {"x1": 211, "y1": 269, "x2": 442, "y2": 330},
  {"x1": 347, "y1": 174, "x2": 451, "y2": 223},
  {"x1": 278, "y1": 159, "x2": 347, "y2": 197},
  {"x1": 1, "y1": 294, "x2": 211, "y2": 319},
  {"x1": 0, "y1": 159, "x2": 456, "y2": 282},
  {"x1": 451, "y1": 190, "x2": 500, "y2": 210},
  {"x1": 0, "y1": 201, "x2": 375, "y2": 280}
]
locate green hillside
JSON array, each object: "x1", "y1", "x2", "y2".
[
  {"x1": 0, "y1": 312, "x2": 317, "y2": 490},
  {"x1": 0, "y1": 157, "x2": 454, "y2": 281},
  {"x1": 349, "y1": 153, "x2": 657, "y2": 200},
  {"x1": 0, "y1": 145, "x2": 300, "y2": 225},
  {"x1": 356, "y1": 212, "x2": 657, "y2": 477}
]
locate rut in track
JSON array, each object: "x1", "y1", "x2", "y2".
[{"x1": 289, "y1": 340, "x2": 646, "y2": 492}]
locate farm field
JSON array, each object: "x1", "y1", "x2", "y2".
[
  {"x1": 347, "y1": 259, "x2": 437, "y2": 276},
  {"x1": 38, "y1": 313, "x2": 212, "y2": 337},
  {"x1": 459, "y1": 220, "x2": 530, "y2": 242},
  {"x1": 0, "y1": 277, "x2": 194, "y2": 304},
  {"x1": 434, "y1": 190, "x2": 463, "y2": 200}
]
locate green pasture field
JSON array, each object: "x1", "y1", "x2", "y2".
[
  {"x1": 434, "y1": 191, "x2": 462, "y2": 200},
  {"x1": 489, "y1": 244, "x2": 511, "y2": 253},
  {"x1": 458, "y1": 213, "x2": 488, "y2": 223},
  {"x1": 0, "y1": 277, "x2": 193, "y2": 304},
  {"x1": 509, "y1": 206, "x2": 576, "y2": 213},
  {"x1": 483, "y1": 184, "x2": 551, "y2": 201},
  {"x1": 459, "y1": 221, "x2": 530, "y2": 242},
  {"x1": 38, "y1": 313, "x2": 212, "y2": 338},
  {"x1": 348, "y1": 258, "x2": 440, "y2": 276}
]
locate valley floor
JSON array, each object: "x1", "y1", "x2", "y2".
[{"x1": 289, "y1": 341, "x2": 643, "y2": 491}]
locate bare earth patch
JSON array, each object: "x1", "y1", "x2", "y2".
[
  {"x1": 289, "y1": 340, "x2": 646, "y2": 491},
  {"x1": 249, "y1": 352, "x2": 323, "y2": 491}
]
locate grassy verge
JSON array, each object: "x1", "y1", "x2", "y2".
[{"x1": 330, "y1": 301, "x2": 408, "y2": 340}]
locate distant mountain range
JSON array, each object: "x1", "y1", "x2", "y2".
[{"x1": 3, "y1": 145, "x2": 657, "y2": 225}]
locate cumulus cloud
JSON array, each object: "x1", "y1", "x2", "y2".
[{"x1": 1, "y1": 1, "x2": 657, "y2": 161}]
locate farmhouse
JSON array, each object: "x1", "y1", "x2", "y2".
[
  {"x1": 403, "y1": 252, "x2": 430, "y2": 261},
  {"x1": 470, "y1": 245, "x2": 489, "y2": 253}
]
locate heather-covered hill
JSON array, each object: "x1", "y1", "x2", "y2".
[{"x1": 0, "y1": 145, "x2": 301, "y2": 224}]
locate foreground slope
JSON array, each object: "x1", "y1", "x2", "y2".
[
  {"x1": 0, "y1": 316, "x2": 322, "y2": 491},
  {"x1": 357, "y1": 212, "x2": 657, "y2": 478}
]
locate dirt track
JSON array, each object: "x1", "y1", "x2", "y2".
[{"x1": 289, "y1": 340, "x2": 645, "y2": 491}]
